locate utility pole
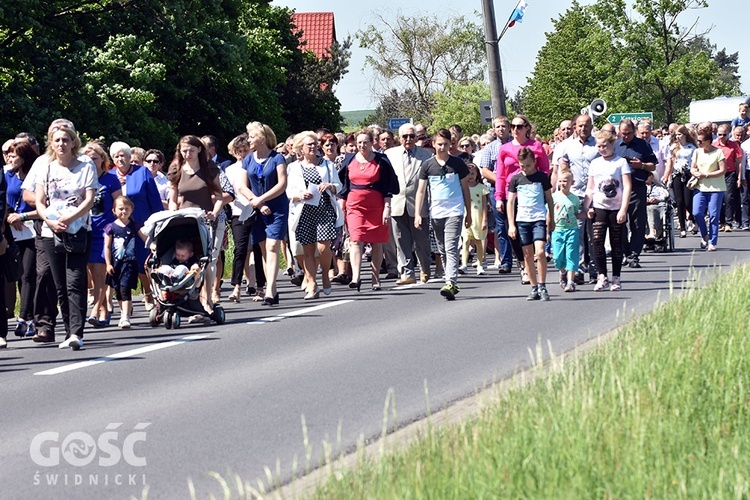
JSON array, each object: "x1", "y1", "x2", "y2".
[{"x1": 482, "y1": 0, "x2": 507, "y2": 117}]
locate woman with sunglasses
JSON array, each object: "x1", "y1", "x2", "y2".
[
  {"x1": 495, "y1": 115, "x2": 550, "y2": 283},
  {"x1": 144, "y1": 149, "x2": 169, "y2": 210},
  {"x1": 690, "y1": 130, "x2": 726, "y2": 251},
  {"x1": 663, "y1": 125, "x2": 697, "y2": 237}
]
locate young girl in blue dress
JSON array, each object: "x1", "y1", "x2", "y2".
[{"x1": 104, "y1": 196, "x2": 146, "y2": 328}]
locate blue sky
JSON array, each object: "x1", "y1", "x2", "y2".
[{"x1": 273, "y1": 0, "x2": 748, "y2": 111}]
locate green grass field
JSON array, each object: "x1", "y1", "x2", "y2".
[
  {"x1": 341, "y1": 110, "x2": 375, "y2": 131},
  {"x1": 304, "y1": 265, "x2": 750, "y2": 498}
]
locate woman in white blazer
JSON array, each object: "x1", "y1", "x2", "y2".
[{"x1": 286, "y1": 131, "x2": 344, "y2": 299}]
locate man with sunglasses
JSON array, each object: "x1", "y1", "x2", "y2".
[
  {"x1": 713, "y1": 124, "x2": 743, "y2": 231},
  {"x1": 614, "y1": 119, "x2": 658, "y2": 269},
  {"x1": 385, "y1": 124, "x2": 434, "y2": 284}
]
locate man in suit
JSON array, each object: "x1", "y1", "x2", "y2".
[
  {"x1": 201, "y1": 135, "x2": 232, "y2": 170},
  {"x1": 386, "y1": 123, "x2": 434, "y2": 284}
]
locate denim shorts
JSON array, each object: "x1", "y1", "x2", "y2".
[{"x1": 516, "y1": 220, "x2": 547, "y2": 247}]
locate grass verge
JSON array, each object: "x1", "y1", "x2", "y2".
[{"x1": 304, "y1": 265, "x2": 750, "y2": 498}]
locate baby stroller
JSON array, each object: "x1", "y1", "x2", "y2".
[
  {"x1": 644, "y1": 180, "x2": 675, "y2": 253},
  {"x1": 142, "y1": 208, "x2": 226, "y2": 329}
]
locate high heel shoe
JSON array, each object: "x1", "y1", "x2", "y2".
[
  {"x1": 304, "y1": 290, "x2": 320, "y2": 300},
  {"x1": 262, "y1": 293, "x2": 280, "y2": 306},
  {"x1": 348, "y1": 280, "x2": 361, "y2": 292},
  {"x1": 371, "y1": 283, "x2": 382, "y2": 291}
]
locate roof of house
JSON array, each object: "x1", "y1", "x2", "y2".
[{"x1": 291, "y1": 12, "x2": 336, "y2": 59}]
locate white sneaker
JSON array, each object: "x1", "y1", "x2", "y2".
[
  {"x1": 477, "y1": 266, "x2": 485, "y2": 275},
  {"x1": 59, "y1": 334, "x2": 83, "y2": 350},
  {"x1": 118, "y1": 318, "x2": 131, "y2": 329},
  {"x1": 458, "y1": 265, "x2": 468, "y2": 274},
  {"x1": 0, "y1": 337, "x2": 7, "y2": 349},
  {"x1": 594, "y1": 275, "x2": 609, "y2": 292}
]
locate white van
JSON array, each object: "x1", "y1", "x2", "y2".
[{"x1": 689, "y1": 96, "x2": 750, "y2": 125}]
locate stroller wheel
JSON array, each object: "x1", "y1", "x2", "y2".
[
  {"x1": 212, "y1": 306, "x2": 226, "y2": 325},
  {"x1": 172, "y1": 313, "x2": 181, "y2": 329},
  {"x1": 149, "y1": 307, "x2": 160, "y2": 327},
  {"x1": 165, "y1": 312, "x2": 173, "y2": 329}
]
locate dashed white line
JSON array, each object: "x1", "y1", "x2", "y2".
[
  {"x1": 247, "y1": 299, "x2": 354, "y2": 324},
  {"x1": 34, "y1": 334, "x2": 209, "y2": 376},
  {"x1": 34, "y1": 300, "x2": 356, "y2": 375}
]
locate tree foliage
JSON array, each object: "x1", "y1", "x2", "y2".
[
  {"x1": 431, "y1": 82, "x2": 491, "y2": 136},
  {"x1": 0, "y1": 0, "x2": 349, "y2": 154},
  {"x1": 357, "y1": 12, "x2": 484, "y2": 125},
  {"x1": 521, "y1": 0, "x2": 740, "y2": 136}
]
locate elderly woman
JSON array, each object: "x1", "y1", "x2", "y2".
[
  {"x1": 83, "y1": 142, "x2": 120, "y2": 327},
  {"x1": 35, "y1": 126, "x2": 98, "y2": 350},
  {"x1": 144, "y1": 149, "x2": 170, "y2": 209},
  {"x1": 286, "y1": 131, "x2": 343, "y2": 299},
  {"x1": 105, "y1": 142, "x2": 163, "y2": 312},
  {"x1": 168, "y1": 135, "x2": 226, "y2": 315},
  {"x1": 235, "y1": 122, "x2": 288, "y2": 306},
  {"x1": 338, "y1": 129, "x2": 399, "y2": 291},
  {"x1": 5, "y1": 140, "x2": 39, "y2": 337},
  {"x1": 690, "y1": 130, "x2": 726, "y2": 251}
]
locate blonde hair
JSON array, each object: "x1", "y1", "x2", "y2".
[
  {"x1": 82, "y1": 142, "x2": 111, "y2": 172},
  {"x1": 246, "y1": 121, "x2": 278, "y2": 149},
  {"x1": 292, "y1": 131, "x2": 317, "y2": 156},
  {"x1": 46, "y1": 126, "x2": 81, "y2": 161},
  {"x1": 595, "y1": 129, "x2": 617, "y2": 144}
]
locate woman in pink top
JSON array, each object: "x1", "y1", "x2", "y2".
[
  {"x1": 495, "y1": 115, "x2": 550, "y2": 283},
  {"x1": 496, "y1": 115, "x2": 550, "y2": 201}
]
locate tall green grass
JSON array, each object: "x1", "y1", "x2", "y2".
[{"x1": 308, "y1": 265, "x2": 750, "y2": 498}]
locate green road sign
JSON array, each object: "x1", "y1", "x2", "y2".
[{"x1": 607, "y1": 112, "x2": 653, "y2": 124}]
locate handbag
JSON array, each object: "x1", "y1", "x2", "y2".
[
  {"x1": 0, "y1": 238, "x2": 22, "y2": 282},
  {"x1": 54, "y1": 228, "x2": 88, "y2": 254},
  {"x1": 686, "y1": 175, "x2": 700, "y2": 190}
]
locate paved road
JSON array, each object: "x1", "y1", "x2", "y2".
[{"x1": 2, "y1": 230, "x2": 749, "y2": 499}]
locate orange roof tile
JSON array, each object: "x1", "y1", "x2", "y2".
[{"x1": 292, "y1": 12, "x2": 336, "y2": 59}]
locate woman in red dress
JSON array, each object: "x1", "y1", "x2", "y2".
[{"x1": 339, "y1": 130, "x2": 399, "y2": 291}]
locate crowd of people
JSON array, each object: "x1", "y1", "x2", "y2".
[{"x1": 1, "y1": 106, "x2": 748, "y2": 349}]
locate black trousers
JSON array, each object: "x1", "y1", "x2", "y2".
[
  {"x1": 623, "y1": 182, "x2": 647, "y2": 258},
  {"x1": 33, "y1": 235, "x2": 58, "y2": 334},
  {"x1": 721, "y1": 170, "x2": 741, "y2": 227},
  {"x1": 17, "y1": 238, "x2": 36, "y2": 321},
  {"x1": 230, "y1": 216, "x2": 253, "y2": 286},
  {"x1": 42, "y1": 234, "x2": 91, "y2": 339}
]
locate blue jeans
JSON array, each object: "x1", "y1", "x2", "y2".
[{"x1": 693, "y1": 190, "x2": 725, "y2": 246}]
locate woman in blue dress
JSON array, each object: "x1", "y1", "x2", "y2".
[
  {"x1": 83, "y1": 142, "x2": 121, "y2": 326},
  {"x1": 234, "y1": 122, "x2": 288, "y2": 305}
]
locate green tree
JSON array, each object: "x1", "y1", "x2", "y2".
[
  {"x1": 0, "y1": 0, "x2": 349, "y2": 154},
  {"x1": 431, "y1": 81, "x2": 491, "y2": 136},
  {"x1": 521, "y1": 1, "x2": 621, "y2": 136},
  {"x1": 589, "y1": 0, "x2": 739, "y2": 124},
  {"x1": 357, "y1": 12, "x2": 484, "y2": 124}
]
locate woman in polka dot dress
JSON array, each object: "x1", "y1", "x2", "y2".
[{"x1": 286, "y1": 131, "x2": 343, "y2": 299}]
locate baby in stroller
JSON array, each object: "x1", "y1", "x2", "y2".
[{"x1": 156, "y1": 239, "x2": 200, "y2": 285}]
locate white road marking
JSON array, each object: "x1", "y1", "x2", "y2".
[
  {"x1": 34, "y1": 300, "x2": 356, "y2": 375},
  {"x1": 34, "y1": 334, "x2": 209, "y2": 376},
  {"x1": 247, "y1": 299, "x2": 354, "y2": 324}
]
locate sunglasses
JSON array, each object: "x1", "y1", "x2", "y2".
[
  {"x1": 145, "y1": 158, "x2": 162, "y2": 163},
  {"x1": 401, "y1": 133, "x2": 416, "y2": 139},
  {"x1": 459, "y1": 143, "x2": 471, "y2": 148},
  {"x1": 511, "y1": 124, "x2": 527, "y2": 129},
  {"x1": 717, "y1": 133, "x2": 727, "y2": 137}
]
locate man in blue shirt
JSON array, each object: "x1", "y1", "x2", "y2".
[{"x1": 614, "y1": 119, "x2": 657, "y2": 268}]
